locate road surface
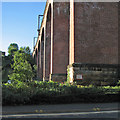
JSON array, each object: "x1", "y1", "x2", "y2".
[
  {"x1": 2, "y1": 102, "x2": 120, "y2": 119},
  {"x1": 1, "y1": 110, "x2": 120, "y2": 119}
]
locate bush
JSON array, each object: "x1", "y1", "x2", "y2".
[
  {"x1": 117, "y1": 80, "x2": 120, "y2": 86},
  {"x1": 2, "y1": 81, "x2": 120, "y2": 106},
  {"x1": 2, "y1": 82, "x2": 31, "y2": 105}
]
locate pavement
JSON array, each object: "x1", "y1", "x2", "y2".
[{"x1": 2, "y1": 102, "x2": 119, "y2": 115}]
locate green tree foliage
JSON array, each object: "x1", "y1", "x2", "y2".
[
  {"x1": 2, "y1": 43, "x2": 19, "y2": 83},
  {"x1": 2, "y1": 43, "x2": 18, "y2": 83},
  {"x1": 8, "y1": 46, "x2": 36, "y2": 83},
  {"x1": 2, "y1": 55, "x2": 13, "y2": 83},
  {"x1": 19, "y1": 47, "x2": 35, "y2": 66},
  {"x1": 8, "y1": 43, "x2": 18, "y2": 56}
]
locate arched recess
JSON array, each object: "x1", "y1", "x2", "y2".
[
  {"x1": 41, "y1": 28, "x2": 44, "y2": 80},
  {"x1": 35, "y1": 48, "x2": 39, "y2": 77},
  {"x1": 37, "y1": 40, "x2": 40, "y2": 78},
  {"x1": 44, "y1": 4, "x2": 51, "y2": 81},
  {"x1": 47, "y1": 4, "x2": 51, "y2": 22},
  {"x1": 35, "y1": 48, "x2": 37, "y2": 64},
  {"x1": 33, "y1": 54, "x2": 35, "y2": 60}
]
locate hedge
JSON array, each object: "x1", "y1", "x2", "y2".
[{"x1": 2, "y1": 81, "x2": 120, "y2": 105}]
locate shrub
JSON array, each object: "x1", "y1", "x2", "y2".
[
  {"x1": 2, "y1": 81, "x2": 120, "y2": 106},
  {"x1": 117, "y1": 80, "x2": 120, "y2": 86}
]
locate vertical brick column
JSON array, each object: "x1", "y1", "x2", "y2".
[
  {"x1": 118, "y1": 3, "x2": 120, "y2": 79},
  {"x1": 51, "y1": 0, "x2": 53, "y2": 75},
  {"x1": 52, "y1": 2, "x2": 69, "y2": 74},
  {"x1": 69, "y1": 0, "x2": 74, "y2": 65},
  {"x1": 43, "y1": 27, "x2": 46, "y2": 81},
  {"x1": 49, "y1": 2, "x2": 70, "y2": 82}
]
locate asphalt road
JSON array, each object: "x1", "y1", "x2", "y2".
[
  {"x1": 2, "y1": 102, "x2": 119, "y2": 115},
  {"x1": 2, "y1": 102, "x2": 120, "y2": 119},
  {"x1": 1, "y1": 110, "x2": 120, "y2": 119}
]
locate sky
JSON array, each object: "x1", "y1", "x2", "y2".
[{"x1": 1, "y1": 2, "x2": 46, "y2": 55}]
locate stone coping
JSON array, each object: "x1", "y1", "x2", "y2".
[
  {"x1": 68, "y1": 63, "x2": 120, "y2": 68},
  {"x1": 50, "y1": 74, "x2": 67, "y2": 76}
]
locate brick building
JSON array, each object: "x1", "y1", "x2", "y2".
[{"x1": 33, "y1": 0, "x2": 119, "y2": 85}]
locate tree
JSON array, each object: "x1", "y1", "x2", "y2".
[
  {"x1": 8, "y1": 46, "x2": 36, "y2": 83},
  {"x1": 2, "y1": 55, "x2": 12, "y2": 83},
  {"x1": 8, "y1": 43, "x2": 18, "y2": 56},
  {"x1": 2, "y1": 43, "x2": 18, "y2": 83},
  {"x1": 19, "y1": 47, "x2": 35, "y2": 68}
]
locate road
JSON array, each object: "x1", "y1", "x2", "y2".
[
  {"x1": 1, "y1": 110, "x2": 120, "y2": 119},
  {"x1": 2, "y1": 102, "x2": 120, "y2": 119},
  {"x1": 2, "y1": 102, "x2": 119, "y2": 114}
]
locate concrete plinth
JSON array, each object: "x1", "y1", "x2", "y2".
[
  {"x1": 49, "y1": 74, "x2": 67, "y2": 83},
  {"x1": 67, "y1": 63, "x2": 119, "y2": 86}
]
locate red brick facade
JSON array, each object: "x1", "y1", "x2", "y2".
[
  {"x1": 53, "y1": 2, "x2": 69, "y2": 74},
  {"x1": 33, "y1": 1, "x2": 118, "y2": 83},
  {"x1": 74, "y1": 2, "x2": 118, "y2": 64}
]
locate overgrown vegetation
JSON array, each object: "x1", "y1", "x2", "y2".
[
  {"x1": 2, "y1": 55, "x2": 12, "y2": 83},
  {"x1": 8, "y1": 47, "x2": 36, "y2": 83},
  {"x1": 2, "y1": 43, "x2": 120, "y2": 106},
  {"x1": 2, "y1": 81, "x2": 120, "y2": 105},
  {"x1": 8, "y1": 43, "x2": 18, "y2": 56},
  {"x1": 2, "y1": 43, "x2": 37, "y2": 83}
]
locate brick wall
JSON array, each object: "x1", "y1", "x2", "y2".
[
  {"x1": 52, "y1": 2, "x2": 70, "y2": 74},
  {"x1": 33, "y1": 1, "x2": 119, "y2": 84},
  {"x1": 50, "y1": 73, "x2": 67, "y2": 83},
  {"x1": 74, "y1": 2, "x2": 118, "y2": 64}
]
